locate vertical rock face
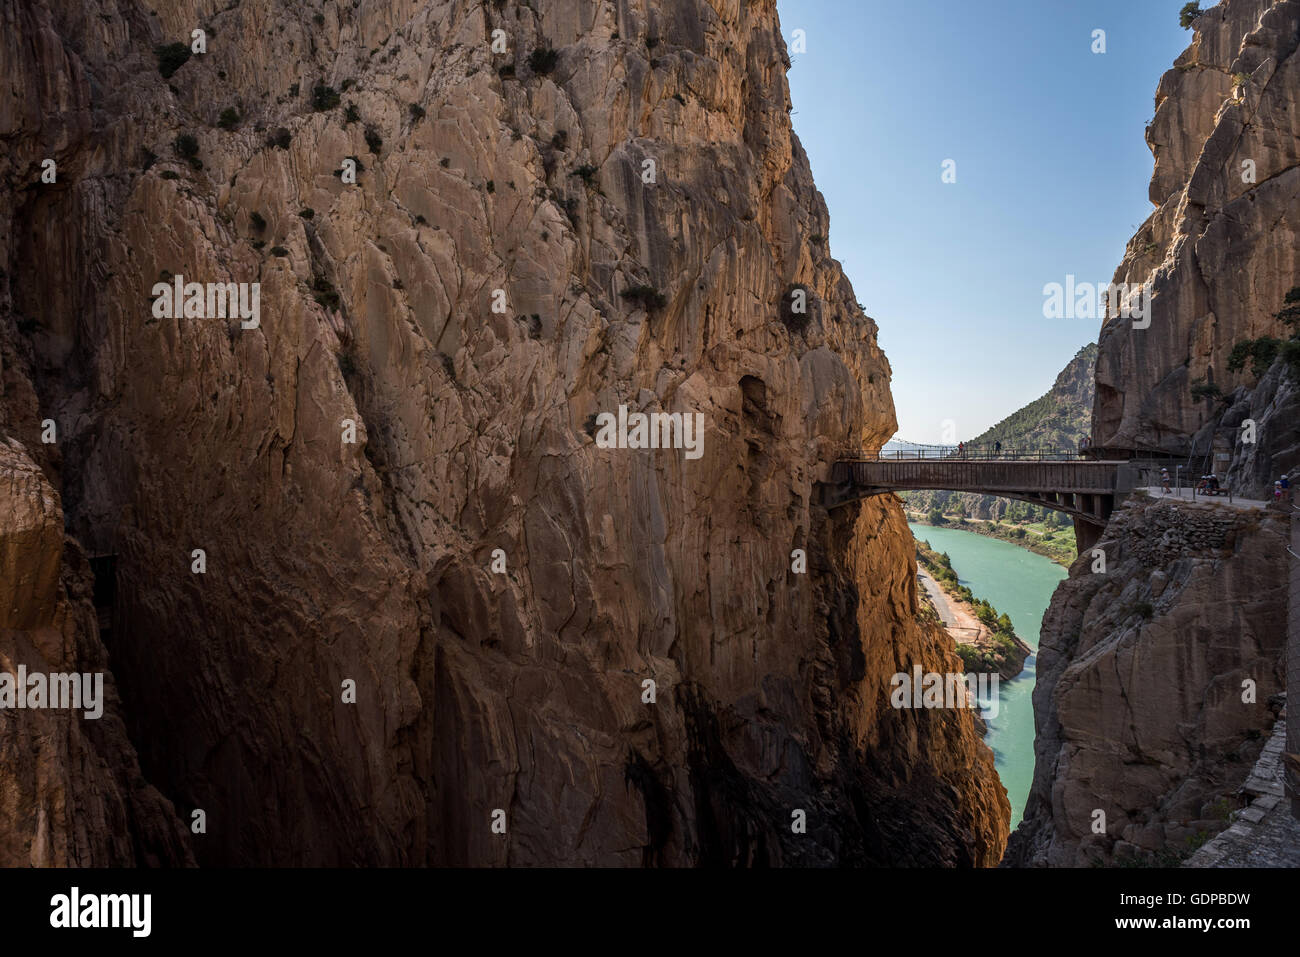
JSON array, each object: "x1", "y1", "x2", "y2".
[
  {"x1": 1, "y1": 0, "x2": 1006, "y2": 865},
  {"x1": 1093, "y1": 0, "x2": 1300, "y2": 462},
  {"x1": 1008, "y1": 499, "x2": 1288, "y2": 866},
  {"x1": 1015, "y1": 1, "x2": 1299, "y2": 867},
  {"x1": 0, "y1": 439, "x2": 194, "y2": 866}
]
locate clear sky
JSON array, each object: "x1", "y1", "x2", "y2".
[{"x1": 778, "y1": 0, "x2": 1194, "y2": 444}]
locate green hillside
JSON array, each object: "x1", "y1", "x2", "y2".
[{"x1": 904, "y1": 343, "x2": 1097, "y2": 563}]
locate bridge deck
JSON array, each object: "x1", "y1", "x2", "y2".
[{"x1": 831, "y1": 458, "x2": 1122, "y2": 496}]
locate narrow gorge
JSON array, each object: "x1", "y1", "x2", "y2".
[
  {"x1": 0, "y1": 0, "x2": 1009, "y2": 866},
  {"x1": 1008, "y1": 0, "x2": 1299, "y2": 866}
]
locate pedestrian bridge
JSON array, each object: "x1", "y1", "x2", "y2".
[{"x1": 823, "y1": 447, "x2": 1175, "y2": 551}]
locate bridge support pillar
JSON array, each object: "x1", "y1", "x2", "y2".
[{"x1": 1073, "y1": 518, "x2": 1103, "y2": 556}]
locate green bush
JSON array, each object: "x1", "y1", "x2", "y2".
[
  {"x1": 1179, "y1": 3, "x2": 1202, "y2": 29},
  {"x1": 572, "y1": 164, "x2": 599, "y2": 184},
  {"x1": 528, "y1": 47, "x2": 559, "y2": 75},
  {"x1": 408, "y1": 103, "x2": 425, "y2": 120},
  {"x1": 312, "y1": 276, "x2": 339, "y2": 309},
  {"x1": 1276, "y1": 286, "x2": 1300, "y2": 329},
  {"x1": 173, "y1": 133, "x2": 199, "y2": 158},
  {"x1": 218, "y1": 107, "x2": 240, "y2": 131},
  {"x1": 266, "y1": 127, "x2": 292, "y2": 150},
  {"x1": 1190, "y1": 380, "x2": 1222, "y2": 402},
  {"x1": 1226, "y1": 339, "x2": 1252, "y2": 373},
  {"x1": 155, "y1": 43, "x2": 191, "y2": 79},
  {"x1": 249, "y1": 211, "x2": 266, "y2": 232},
  {"x1": 620, "y1": 284, "x2": 667, "y2": 311},
  {"x1": 311, "y1": 84, "x2": 341, "y2": 111},
  {"x1": 779, "y1": 283, "x2": 812, "y2": 333},
  {"x1": 344, "y1": 102, "x2": 360, "y2": 124},
  {"x1": 270, "y1": 245, "x2": 289, "y2": 257},
  {"x1": 364, "y1": 126, "x2": 383, "y2": 154}
]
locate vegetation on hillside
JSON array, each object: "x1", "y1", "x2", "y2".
[
  {"x1": 904, "y1": 343, "x2": 1096, "y2": 565},
  {"x1": 916, "y1": 540, "x2": 1023, "y2": 674},
  {"x1": 1225, "y1": 286, "x2": 1300, "y2": 386}
]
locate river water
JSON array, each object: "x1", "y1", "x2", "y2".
[{"x1": 907, "y1": 522, "x2": 1068, "y2": 829}]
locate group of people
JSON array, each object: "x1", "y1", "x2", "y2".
[
  {"x1": 953, "y1": 441, "x2": 1003, "y2": 458},
  {"x1": 1159, "y1": 467, "x2": 1292, "y2": 501},
  {"x1": 1158, "y1": 468, "x2": 1223, "y2": 495}
]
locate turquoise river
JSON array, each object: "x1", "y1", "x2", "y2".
[{"x1": 907, "y1": 522, "x2": 1069, "y2": 830}]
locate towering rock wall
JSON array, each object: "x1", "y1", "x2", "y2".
[
  {"x1": 1006, "y1": 498, "x2": 1288, "y2": 866},
  {"x1": 1011, "y1": 0, "x2": 1300, "y2": 866},
  {"x1": 1, "y1": 0, "x2": 1006, "y2": 865},
  {"x1": 1093, "y1": 0, "x2": 1300, "y2": 478}
]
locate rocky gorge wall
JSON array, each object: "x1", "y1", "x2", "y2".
[
  {"x1": 1093, "y1": 0, "x2": 1300, "y2": 489},
  {"x1": 1006, "y1": 498, "x2": 1288, "y2": 866},
  {"x1": 1011, "y1": 0, "x2": 1300, "y2": 866},
  {"x1": 0, "y1": 0, "x2": 1007, "y2": 865}
]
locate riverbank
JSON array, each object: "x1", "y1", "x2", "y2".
[
  {"x1": 907, "y1": 511, "x2": 1076, "y2": 567},
  {"x1": 915, "y1": 540, "x2": 1031, "y2": 681},
  {"x1": 908, "y1": 521, "x2": 1069, "y2": 832}
]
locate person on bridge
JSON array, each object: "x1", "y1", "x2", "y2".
[
  {"x1": 958, "y1": 441, "x2": 965, "y2": 457},
  {"x1": 994, "y1": 441, "x2": 1002, "y2": 455},
  {"x1": 1281, "y1": 474, "x2": 1291, "y2": 492},
  {"x1": 1276, "y1": 481, "x2": 1284, "y2": 502},
  {"x1": 1161, "y1": 468, "x2": 1171, "y2": 495}
]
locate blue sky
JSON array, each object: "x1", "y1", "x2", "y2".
[{"x1": 778, "y1": 0, "x2": 1194, "y2": 444}]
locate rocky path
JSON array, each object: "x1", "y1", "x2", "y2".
[
  {"x1": 1185, "y1": 705, "x2": 1300, "y2": 868},
  {"x1": 916, "y1": 565, "x2": 982, "y2": 641},
  {"x1": 1137, "y1": 487, "x2": 1271, "y2": 510}
]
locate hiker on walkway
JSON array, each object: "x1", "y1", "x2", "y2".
[
  {"x1": 1281, "y1": 474, "x2": 1291, "y2": 492},
  {"x1": 994, "y1": 440, "x2": 1002, "y2": 456},
  {"x1": 1275, "y1": 481, "x2": 1284, "y2": 502},
  {"x1": 958, "y1": 441, "x2": 964, "y2": 458},
  {"x1": 1161, "y1": 467, "x2": 1171, "y2": 495}
]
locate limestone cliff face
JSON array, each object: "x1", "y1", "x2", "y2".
[
  {"x1": 1007, "y1": 498, "x2": 1288, "y2": 866},
  {"x1": 1093, "y1": 0, "x2": 1300, "y2": 472},
  {"x1": 0, "y1": 0, "x2": 1006, "y2": 865},
  {"x1": 0, "y1": 439, "x2": 194, "y2": 866}
]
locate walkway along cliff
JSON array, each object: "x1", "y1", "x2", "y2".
[{"x1": 0, "y1": 0, "x2": 1008, "y2": 865}]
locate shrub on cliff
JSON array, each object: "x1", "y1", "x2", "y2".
[
  {"x1": 172, "y1": 133, "x2": 202, "y2": 169},
  {"x1": 620, "y1": 284, "x2": 667, "y2": 312},
  {"x1": 155, "y1": 43, "x2": 191, "y2": 78},
  {"x1": 1277, "y1": 286, "x2": 1300, "y2": 329},
  {"x1": 311, "y1": 84, "x2": 341, "y2": 111},
  {"x1": 1179, "y1": 4, "x2": 1202, "y2": 29},
  {"x1": 779, "y1": 283, "x2": 813, "y2": 334},
  {"x1": 218, "y1": 107, "x2": 240, "y2": 131},
  {"x1": 528, "y1": 47, "x2": 559, "y2": 75}
]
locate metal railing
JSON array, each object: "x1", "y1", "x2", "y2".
[{"x1": 844, "y1": 447, "x2": 1109, "y2": 463}]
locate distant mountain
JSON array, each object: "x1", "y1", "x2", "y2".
[
  {"x1": 968, "y1": 343, "x2": 1097, "y2": 450},
  {"x1": 903, "y1": 344, "x2": 1097, "y2": 526}
]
